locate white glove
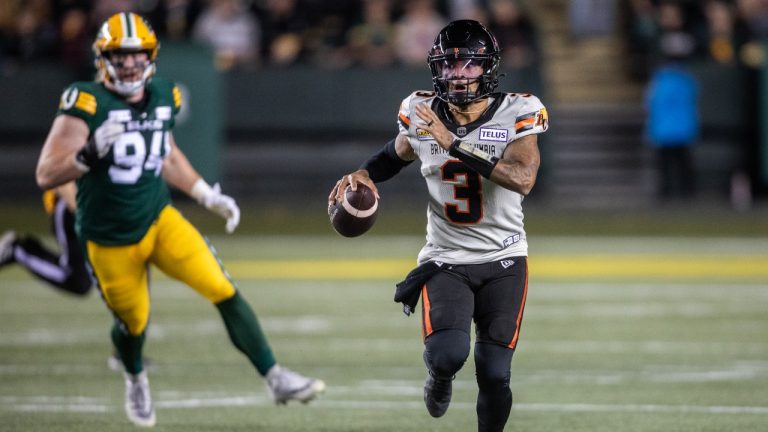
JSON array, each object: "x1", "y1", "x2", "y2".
[
  {"x1": 91, "y1": 121, "x2": 125, "y2": 158},
  {"x1": 191, "y1": 179, "x2": 240, "y2": 233}
]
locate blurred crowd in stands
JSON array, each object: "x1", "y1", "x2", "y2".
[
  {"x1": 621, "y1": 0, "x2": 768, "y2": 204},
  {"x1": 0, "y1": 0, "x2": 541, "y2": 74},
  {"x1": 622, "y1": 0, "x2": 768, "y2": 80},
  {"x1": 1, "y1": 0, "x2": 766, "y2": 77}
]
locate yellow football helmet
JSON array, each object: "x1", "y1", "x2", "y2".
[{"x1": 93, "y1": 12, "x2": 159, "y2": 96}]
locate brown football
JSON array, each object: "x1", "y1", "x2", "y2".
[{"x1": 328, "y1": 184, "x2": 379, "y2": 237}]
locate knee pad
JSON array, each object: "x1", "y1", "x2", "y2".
[
  {"x1": 423, "y1": 329, "x2": 470, "y2": 378},
  {"x1": 474, "y1": 343, "x2": 514, "y2": 388}
]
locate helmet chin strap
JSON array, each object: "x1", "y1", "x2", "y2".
[{"x1": 449, "y1": 103, "x2": 488, "y2": 114}]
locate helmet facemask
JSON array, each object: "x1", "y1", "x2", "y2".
[
  {"x1": 429, "y1": 53, "x2": 499, "y2": 105},
  {"x1": 101, "y1": 50, "x2": 156, "y2": 96}
]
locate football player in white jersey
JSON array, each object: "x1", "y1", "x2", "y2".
[{"x1": 329, "y1": 20, "x2": 548, "y2": 432}]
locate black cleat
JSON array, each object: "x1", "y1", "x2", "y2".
[{"x1": 424, "y1": 372, "x2": 453, "y2": 418}]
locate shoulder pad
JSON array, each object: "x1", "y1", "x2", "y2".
[
  {"x1": 502, "y1": 93, "x2": 548, "y2": 137},
  {"x1": 398, "y1": 91, "x2": 436, "y2": 130},
  {"x1": 59, "y1": 83, "x2": 98, "y2": 116}
]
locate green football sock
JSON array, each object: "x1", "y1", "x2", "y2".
[
  {"x1": 216, "y1": 290, "x2": 276, "y2": 376},
  {"x1": 111, "y1": 322, "x2": 146, "y2": 375}
]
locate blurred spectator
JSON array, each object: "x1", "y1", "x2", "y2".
[
  {"x1": 569, "y1": 0, "x2": 617, "y2": 38},
  {"x1": 192, "y1": 0, "x2": 260, "y2": 70},
  {"x1": 145, "y1": 0, "x2": 204, "y2": 41},
  {"x1": 654, "y1": 1, "x2": 697, "y2": 66},
  {"x1": 257, "y1": 0, "x2": 307, "y2": 66},
  {"x1": 487, "y1": 0, "x2": 540, "y2": 69},
  {"x1": 303, "y1": 8, "x2": 355, "y2": 68},
  {"x1": 645, "y1": 43, "x2": 699, "y2": 202},
  {"x1": 734, "y1": 0, "x2": 768, "y2": 68},
  {"x1": 394, "y1": 0, "x2": 446, "y2": 67},
  {"x1": 697, "y1": 0, "x2": 751, "y2": 65},
  {"x1": 91, "y1": 0, "x2": 136, "y2": 27},
  {"x1": 346, "y1": 0, "x2": 397, "y2": 68},
  {"x1": 445, "y1": 0, "x2": 487, "y2": 21},
  {"x1": 0, "y1": 0, "x2": 20, "y2": 69},
  {"x1": 621, "y1": 0, "x2": 657, "y2": 80},
  {"x1": 57, "y1": 7, "x2": 92, "y2": 77},
  {"x1": 733, "y1": 0, "x2": 766, "y2": 204},
  {"x1": 737, "y1": 0, "x2": 768, "y2": 38},
  {"x1": 4, "y1": 0, "x2": 58, "y2": 64}
]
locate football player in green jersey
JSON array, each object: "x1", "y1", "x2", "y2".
[{"x1": 35, "y1": 12, "x2": 324, "y2": 428}]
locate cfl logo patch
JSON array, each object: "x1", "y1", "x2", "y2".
[
  {"x1": 416, "y1": 128, "x2": 433, "y2": 141},
  {"x1": 503, "y1": 233, "x2": 521, "y2": 248}
]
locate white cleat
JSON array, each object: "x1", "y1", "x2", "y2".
[
  {"x1": 265, "y1": 364, "x2": 326, "y2": 405},
  {"x1": 124, "y1": 371, "x2": 156, "y2": 427}
]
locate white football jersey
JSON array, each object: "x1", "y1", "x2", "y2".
[{"x1": 397, "y1": 91, "x2": 548, "y2": 265}]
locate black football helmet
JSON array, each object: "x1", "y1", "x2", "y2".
[{"x1": 428, "y1": 20, "x2": 501, "y2": 105}]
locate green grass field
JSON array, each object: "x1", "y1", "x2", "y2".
[{"x1": 1, "y1": 234, "x2": 767, "y2": 431}]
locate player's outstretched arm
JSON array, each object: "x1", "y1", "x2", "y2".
[
  {"x1": 36, "y1": 115, "x2": 90, "y2": 190},
  {"x1": 163, "y1": 134, "x2": 240, "y2": 233}
]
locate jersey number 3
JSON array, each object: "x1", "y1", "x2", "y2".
[{"x1": 442, "y1": 161, "x2": 483, "y2": 224}]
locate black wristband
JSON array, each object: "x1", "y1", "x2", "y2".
[
  {"x1": 448, "y1": 139, "x2": 499, "y2": 178},
  {"x1": 75, "y1": 145, "x2": 97, "y2": 168},
  {"x1": 360, "y1": 138, "x2": 413, "y2": 182}
]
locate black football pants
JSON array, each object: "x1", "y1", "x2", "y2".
[{"x1": 421, "y1": 257, "x2": 528, "y2": 432}]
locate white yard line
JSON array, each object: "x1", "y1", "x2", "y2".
[{"x1": 2, "y1": 394, "x2": 768, "y2": 415}]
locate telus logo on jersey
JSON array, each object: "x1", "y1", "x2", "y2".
[{"x1": 479, "y1": 128, "x2": 508, "y2": 142}]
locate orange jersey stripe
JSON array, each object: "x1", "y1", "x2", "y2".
[
  {"x1": 514, "y1": 117, "x2": 535, "y2": 131},
  {"x1": 422, "y1": 283, "x2": 433, "y2": 339},
  {"x1": 399, "y1": 112, "x2": 411, "y2": 127},
  {"x1": 508, "y1": 258, "x2": 529, "y2": 349}
]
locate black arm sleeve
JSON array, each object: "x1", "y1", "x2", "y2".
[{"x1": 360, "y1": 138, "x2": 413, "y2": 182}]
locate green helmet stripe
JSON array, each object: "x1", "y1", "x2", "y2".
[{"x1": 123, "y1": 13, "x2": 134, "y2": 39}]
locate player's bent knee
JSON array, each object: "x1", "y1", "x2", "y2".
[
  {"x1": 202, "y1": 279, "x2": 236, "y2": 304},
  {"x1": 124, "y1": 320, "x2": 148, "y2": 336},
  {"x1": 474, "y1": 343, "x2": 514, "y2": 389},
  {"x1": 476, "y1": 364, "x2": 511, "y2": 389},
  {"x1": 424, "y1": 329, "x2": 470, "y2": 377},
  {"x1": 117, "y1": 311, "x2": 150, "y2": 336}
]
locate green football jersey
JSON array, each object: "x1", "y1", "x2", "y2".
[{"x1": 57, "y1": 78, "x2": 182, "y2": 245}]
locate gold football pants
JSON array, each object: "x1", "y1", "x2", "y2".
[{"x1": 85, "y1": 205, "x2": 236, "y2": 335}]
